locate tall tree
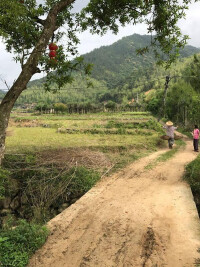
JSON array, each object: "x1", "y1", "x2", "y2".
[{"x1": 0, "y1": 0, "x2": 197, "y2": 163}]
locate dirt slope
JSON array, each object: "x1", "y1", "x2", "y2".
[{"x1": 29, "y1": 138, "x2": 200, "y2": 267}]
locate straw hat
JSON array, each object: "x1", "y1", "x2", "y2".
[{"x1": 166, "y1": 121, "x2": 173, "y2": 126}]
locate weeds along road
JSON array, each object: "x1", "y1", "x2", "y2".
[{"x1": 29, "y1": 137, "x2": 200, "y2": 267}]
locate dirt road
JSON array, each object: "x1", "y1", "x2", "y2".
[{"x1": 29, "y1": 138, "x2": 200, "y2": 267}]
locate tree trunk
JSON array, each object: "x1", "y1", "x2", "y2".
[
  {"x1": 160, "y1": 76, "x2": 170, "y2": 120},
  {"x1": 0, "y1": 0, "x2": 75, "y2": 165},
  {"x1": 0, "y1": 109, "x2": 9, "y2": 165},
  {"x1": 0, "y1": 61, "x2": 37, "y2": 164}
]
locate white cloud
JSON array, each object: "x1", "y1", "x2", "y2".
[
  {"x1": 0, "y1": 43, "x2": 21, "y2": 89},
  {"x1": 76, "y1": 24, "x2": 148, "y2": 55},
  {"x1": 178, "y1": 2, "x2": 200, "y2": 47}
]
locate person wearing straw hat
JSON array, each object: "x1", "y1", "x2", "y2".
[{"x1": 163, "y1": 121, "x2": 178, "y2": 149}]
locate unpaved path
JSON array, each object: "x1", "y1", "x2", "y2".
[{"x1": 29, "y1": 138, "x2": 200, "y2": 267}]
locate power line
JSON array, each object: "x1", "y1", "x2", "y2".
[
  {"x1": 22, "y1": 76, "x2": 167, "y2": 91},
  {"x1": 2, "y1": 75, "x2": 199, "y2": 93}
]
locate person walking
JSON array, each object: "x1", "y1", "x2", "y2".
[
  {"x1": 192, "y1": 125, "x2": 199, "y2": 152},
  {"x1": 163, "y1": 121, "x2": 177, "y2": 149}
]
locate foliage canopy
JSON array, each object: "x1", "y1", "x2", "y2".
[{"x1": 0, "y1": 0, "x2": 198, "y2": 90}]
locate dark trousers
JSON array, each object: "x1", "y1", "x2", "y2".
[
  {"x1": 193, "y1": 139, "x2": 199, "y2": 151},
  {"x1": 168, "y1": 138, "x2": 174, "y2": 149}
]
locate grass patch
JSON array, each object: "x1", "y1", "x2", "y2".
[
  {"x1": 184, "y1": 155, "x2": 200, "y2": 195},
  {"x1": 145, "y1": 139, "x2": 185, "y2": 170},
  {"x1": 184, "y1": 154, "x2": 200, "y2": 215},
  {"x1": 157, "y1": 139, "x2": 185, "y2": 162},
  {"x1": 11, "y1": 111, "x2": 152, "y2": 121},
  {"x1": 0, "y1": 220, "x2": 49, "y2": 267},
  {"x1": 105, "y1": 118, "x2": 164, "y2": 132},
  {"x1": 109, "y1": 150, "x2": 150, "y2": 174},
  {"x1": 177, "y1": 127, "x2": 193, "y2": 139},
  {"x1": 6, "y1": 127, "x2": 160, "y2": 153}
]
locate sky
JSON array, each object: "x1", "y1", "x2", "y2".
[{"x1": 0, "y1": 1, "x2": 200, "y2": 89}]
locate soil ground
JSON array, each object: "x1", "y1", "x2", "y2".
[
  {"x1": 37, "y1": 148, "x2": 112, "y2": 171},
  {"x1": 29, "y1": 137, "x2": 200, "y2": 267}
]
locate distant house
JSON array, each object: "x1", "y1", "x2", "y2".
[{"x1": 20, "y1": 103, "x2": 37, "y2": 110}]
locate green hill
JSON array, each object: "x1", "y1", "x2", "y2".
[
  {"x1": 19, "y1": 34, "x2": 200, "y2": 107},
  {"x1": 17, "y1": 74, "x2": 108, "y2": 106},
  {"x1": 82, "y1": 34, "x2": 200, "y2": 88}
]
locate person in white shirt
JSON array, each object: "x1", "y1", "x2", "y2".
[{"x1": 163, "y1": 121, "x2": 178, "y2": 149}]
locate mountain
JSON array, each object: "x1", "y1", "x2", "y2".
[
  {"x1": 29, "y1": 34, "x2": 200, "y2": 90},
  {"x1": 82, "y1": 34, "x2": 200, "y2": 88},
  {"x1": 17, "y1": 74, "x2": 108, "y2": 106},
  {"x1": 22, "y1": 34, "x2": 200, "y2": 106}
]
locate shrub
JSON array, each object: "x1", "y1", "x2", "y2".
[
  {"x1": 22, "y1": 166, "x2": 100, "y2": 222},
  {"x1": 139, "y1": 119, "x2": 164, "y2": 132},
  {"x1": 2, "y1": 154, "x2": 101, "y2": 223},
  {"x1": 0, "y1": 220, "x2": 49, "y2": 267},
  {"x1": 184, "y1": 156, "x2": 200, "y2": 195},
  {"x1": 184, "y1": 156, "x2": 200, "y2": 215},
  {"x1": 117, "y1": 127, "x2": 126, "y2": 135},
  {"x1": 0, "y1": 168, "x2": 10, "y2": 199},
  {"x1": 66, "y1": 166, "x2": 100, "y2": 197}
]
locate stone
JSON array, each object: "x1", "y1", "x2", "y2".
[
  {"x1": 61, "y1": 203, "x2": 70, "y2": 209},
  {"x1": 58, "y1": 207, "x2": 64, "y2": 213},
  {"x1": 2, "y1": 197, "x2": 11, "y2": 209},
  {"x1": 10, "y1": 196, "x2": 20, "y2": 210},
  {"x1": 0, "y1": 209, "x2": 12, "y2": 215},
  {"x1": 70, "y1": 198, "x2": 78, "y2": 204},
  {"x1": 9, "y1": 178, "x2": 20, "y2": 196}
]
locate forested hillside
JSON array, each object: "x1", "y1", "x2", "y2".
[
  {"x1": 145, "y1": 54, "x2": 200, "y2": 127},
  {"x1": 82, "y1": 34, "x2": 200, "y2": 88},
  {"x1": 29, "y1": 34, "x2": 200, "y2": 90},
  {"x1": 17, "y1": 75, "x2": 108, "y2": 107},
  {"x1": 15, "y1": 34, "x2": 200, "y2": 120}
]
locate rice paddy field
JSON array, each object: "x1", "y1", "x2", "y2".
[
  {"x1": 6, "y1": 111, "x2": 165, "y2": 172},
  {"x1": 1, "y1": 111, "x2": 167, "y2": 227}
]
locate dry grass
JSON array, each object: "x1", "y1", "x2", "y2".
[{"x1": 37, "y1": 148, "x2": 112, "y2": 172}]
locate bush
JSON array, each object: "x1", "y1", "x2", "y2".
[
  {"x1": 184, "y1": 155, "x2": 200, "y2": 215},
  {"x1": 0, "y1": 220, "x2": 49, "y2": 267},
  {"x1": 139, "y1": 119, "x2": 164, "y2": 132},
  {"x1": 66, "y1": 166, "x2": 100, "y2": 197},
  {"x1": 2, "y1": 154, "x2": 101, "y2": 223},
  {"x1": 0, "y1": 168, "x2": 10, "y2": 199},
  {"x1": 184, "y1": 156, "x2": 200, "y2": 195},
  {"x1": 21, "y1": 166, "x2": 100, "y2": 223}
]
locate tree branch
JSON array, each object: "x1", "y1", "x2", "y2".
[
  {"x1": 34, "y1": 17, "x2": 45, "y2": 26},
  {"x1": 0, "y1": 75, "x2": 10, "y2": 90}
]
